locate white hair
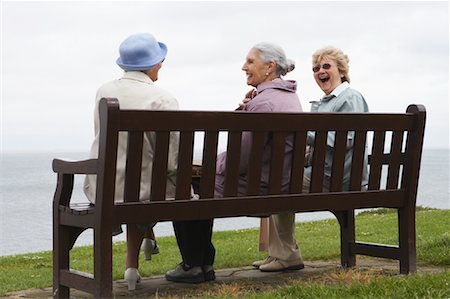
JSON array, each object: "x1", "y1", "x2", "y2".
[{"x1": 253, "y1": 42, "x2": 295, "y2": 77}]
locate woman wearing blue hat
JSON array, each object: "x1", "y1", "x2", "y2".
[{"x1": 83, "y1": 33, "x2": 179, "y2": 291}]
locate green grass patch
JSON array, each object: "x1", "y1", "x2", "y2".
[
  {"x1": 209, "y1": 271, "x2": 450, "y2": 299},
  {"x1": 0, "y1": 208, "x2": 448, "y2": 296}
]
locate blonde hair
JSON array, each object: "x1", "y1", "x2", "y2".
[{"x1": 312, "y1": 46, "x2": 350, "y2": 83}]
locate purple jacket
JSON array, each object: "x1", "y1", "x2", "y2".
[{"x1": 215, "y1": 79, "x2": 302, "y2": 197}]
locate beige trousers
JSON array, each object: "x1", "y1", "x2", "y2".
[{"x1": 258, "y1": 177, "x2": 311, "y2": 262}]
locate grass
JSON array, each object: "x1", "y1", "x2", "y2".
[
  {"x1": 0, "y1": 208, "x2": 449, "y2": 297},
  {"x1": 206, "y1": 271, "x2": 450, "y2": 299}
]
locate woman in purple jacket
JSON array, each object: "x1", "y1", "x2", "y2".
[
  {"x1": 233, "y1": 43, "x2": 305, "y2": 272},
  {"x1": 216, "y1": 43, "x2": 302, "y2": 196},
  {"x1": 166, "y1": 43, "x2": 304, "y2": 283}
]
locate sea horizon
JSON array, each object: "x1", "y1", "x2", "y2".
[{"x1": 1, "y1": 148, "x2": 449, "y2": 257}]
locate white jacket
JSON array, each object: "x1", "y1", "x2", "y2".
[{"x1": 83, "y1": 71, "x2": 179, "y2": 203}]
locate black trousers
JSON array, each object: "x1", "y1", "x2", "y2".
[
  {"x1": 172, "y1": 219, "x2": 215, "y2": 267},
  {"x1": 172, "y1": 177, "x2": 215, "y2": 267}
]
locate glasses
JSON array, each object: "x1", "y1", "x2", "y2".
[{"x1": 312, "y1": 63, "x2": 332, "y2": 72}]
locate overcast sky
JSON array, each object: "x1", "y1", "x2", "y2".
[{"x1": 1, "y1": 1, "x2": 449, "y2": 153}]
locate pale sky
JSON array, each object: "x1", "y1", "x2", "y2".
[{"x1": 1, "y1": 1, "x2": 449, "y2": 153}]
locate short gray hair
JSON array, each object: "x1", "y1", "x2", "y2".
[{"x1": 253, "y1": 42, "x2": 295, "y2": 77}]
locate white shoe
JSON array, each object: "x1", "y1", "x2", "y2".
[
  {"x1": 259, "y1": 258, "x2": 304, "y2": 272},
  {"x1": 252, "y1": 256, "x2": 275, "y2": 268},
  {"x1": 142, "y1": 238, "x2": 160, "y2": 260},
  {"x1": 124, "y1": 267, "x2": 141, "y2": 291}
]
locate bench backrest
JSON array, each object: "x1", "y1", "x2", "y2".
[{"x1": 95, "y1": 98, "x2": 425, "y2": 223}]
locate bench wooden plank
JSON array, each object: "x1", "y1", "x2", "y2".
[
  {"x1": 310, "y1": 130, "x2": 327, "y2": 192},
  {"x1": 368, "y1": 131, "x2": 385, "y2": 190},
  {"x1": 200, "y1": 131, "x2": 219, "y2": 198},
  {"x1": 150, "y1": 131, "x2": 170, "y2": 201},
  {"x1": 124, "y1": 131, "x2": 143, "y2": 203},
  {"x1": 268, "y1": 132, "x2": 287, "y2": 195},
  {"x1": 118, "y1": 110, "x2": 417, "y2": 131},
  {"x1": 175, "y1": 131, "x2": 194, "y2": 200},
  {"x1": 289, "y1": 131, "x2": 307, "y2": 194},
  {"x1": 247, "y1": 132, "x2": 265, "y2": 195},
  {"x1": 387, "y1": 130, "x2": 404, "y2": 189},
  {"x1": 349, "y1": 130, "x2": 367, "y2": 191},
  {"x1": 112, "y1": 190, "x2": 407, "y2": 223},
  {"x1": 223, "y1": 131, "x2": 242, "y2": 197},
  {"x1": 330, "y1": 130, "x2": 348, "y2": 192}
]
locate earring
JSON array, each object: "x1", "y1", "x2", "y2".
[{"x1": 265, "y1": 72, "x2": 269, "y2": 76}]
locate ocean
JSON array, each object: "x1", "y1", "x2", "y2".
[{"x1": 1, "y1": 149, "x2": 449, "y2": 257}]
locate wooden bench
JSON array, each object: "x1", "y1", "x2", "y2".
[{"x1": 52, "y1": 98, "x2": 426, "y2": 298}]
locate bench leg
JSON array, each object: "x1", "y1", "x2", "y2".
[
  {"x1": 333, "y1": 210, "x2": 356, "y2": 268},
  {"x1": 53, "y1": 223, "x2": 87, "y2": 298},
  {"x1": 93, "y1": 229, "x2": 113, "y2": 298},
  {"x1": 398, "y1": 207, "x2": 417, "y2": 274},
  {"x1": 53, "y1": 225, "x2": 71, "y2": 298}
]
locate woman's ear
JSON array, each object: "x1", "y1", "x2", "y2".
[{"x1": 267, "y1": 61, "x2": 276, "y2": 74}]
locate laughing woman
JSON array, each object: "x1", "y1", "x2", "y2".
[
  {"x1": 305, "y1": 46, "x2": 369, "y2": 191},
  {"x1": 253, "y1": 46, "x2": 370, "y2": 273}
]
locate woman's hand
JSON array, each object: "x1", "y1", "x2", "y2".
[{"x1": 238, "y1": 89, "x2": 256, "y2": 110}]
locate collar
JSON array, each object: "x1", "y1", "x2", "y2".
[
  {"x1": 321, "y1": 82, "x2": 350, "y2": 102},
  {"x1": 120, "y1": 71, "x2": 154, "y2": 84},
  {"x1": 256, "y1": 79, "x2": 297, "y2": 94}
]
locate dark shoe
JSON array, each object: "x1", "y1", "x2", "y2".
[
  {"x1": 259, "y1": 258, "x2": 305, "y2": 272},
  {"x1": 165, "y1": 263, "x2": 204, "y2": 283},
  {"x1": 202, "y1": 265, "x2": 216, "y2": 281}
]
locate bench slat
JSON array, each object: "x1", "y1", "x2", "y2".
[
  {"x1": 387, "y1": 130, "x2": 404, "y2": 189},
  {"x1": 124, "y1": 131, "x2": 143, "y2": 203},
  {"x1": 223, "y1": 131, "x2": 241, "y2": 197},
  {"x1": 200, "y1": 131, "x2": 219, "y2": 198},
  {"x1": 368, "y1": 131, "x2": 385, "y2": 190},
  {"x1": 119, "y1": 110, "x2": 417, "y2": 131},
  {"x1": 268, "y1": 132, "x2": 287, "y2": 194},
  {"x1": 289, "y1": 131, "x2": 307, "y2": 194},
  {"x1": 330, "y1": 130, "x2": 348, "y2": 191},
  {"x1": 175, "y1": 131, "x2": 194, "y2": 200},
  {"x1": 112, "y1": 190, "x2": 406, "y2": 223},
  {"x1": 247, "y1": 132, "x2": 265, "y2": 195},
  {"x1": 349, "y1": 131, "x2": 367, "y2": 191},
  {"x1": 150, "y1": 131, "x2": 170, "y2": 201},
  {"x1": 310, "y1": 131, "x2": 327, "y2": 192}
]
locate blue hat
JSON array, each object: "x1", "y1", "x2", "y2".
[{"x1": 116, "y1": 33, "x2": 167, "y2": 71}]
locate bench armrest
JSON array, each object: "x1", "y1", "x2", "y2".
[
  {"x1": 52, "y1": 158, "x2": 98, "y2": 174},
  {"x1": 52, "y1": 158, "x2": 97, "y2": 207}
]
